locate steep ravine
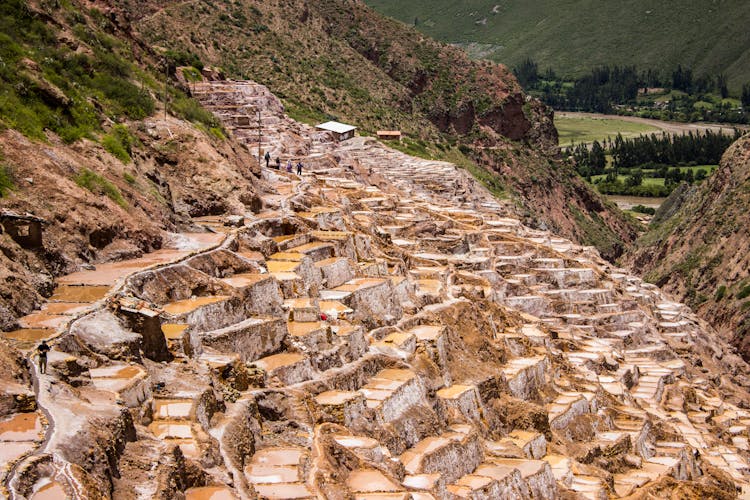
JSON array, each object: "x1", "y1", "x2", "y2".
[{"x1": 624, "y1": 133, "x2": 750, "y2": 360}]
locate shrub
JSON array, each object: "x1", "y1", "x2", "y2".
[
  {"x1": 171, "y1": 95, "x2": 220, "y2": 128},
  {"x1": 101, "y1": 124, "x2": 137, "y2": 163},
  {"x1": 91, "y1": 73, "x2": 154, "y2": 119},
  {"x1": 102, "y1": 134, "x2": 129, "y2": 163},
  {"x1": 738, "y1": 284, "x2": 750, "y2": 300},
  {"x1": 74, "y1": 168, "x2": 127, "y2": 207},
  {"x1": 715, "y1": 285, "x2": 727, "y2": 301},
  {"x1": 631, "y1": 204, "x2": 656, "y2": 215},
  {"x1": 209, "y1": 127, "x2": 226, "y2": 140}
]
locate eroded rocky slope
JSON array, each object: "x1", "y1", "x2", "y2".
[
  {"x1": 0, "y1": 117, "x2": 263, "y2": 330},
  {"x1": 625, "y1": 134, "x2": 750, "y2": 361},
  {"x1": 124, "y1": 0, "x2": 638, "y2": 258},
  {"x1": 2, "y1": 80, "x2": 750, "y2": 499}
]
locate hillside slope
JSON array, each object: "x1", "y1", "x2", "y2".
[
  {"x1": 0, "y1": 0, "x2": 637, "y2": 328},
  {"x1": 625, "y1": 133, "x2": 750, "y2": 359},
  {"x1": 0, "y1": 0, "x2": 263, "y2": 328},
  {"x1": 125, "y1": 0, "x2": 638, "y2": 258},
  {"x1": 365, "y1": 0, "x2": 750, "y2": 91}
]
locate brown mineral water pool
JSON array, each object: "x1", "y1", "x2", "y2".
[
  {"x1": 1, "y1": 328, "x2": 54, "y2": 348},
  {"x1": 0, "y1": 413, "x2": 41, "y2": 441},
  {"x1": 30, "y1": 480, "x2": 67, "y2": 500},
  {"x1": 18, "y1": 313, "x2": 68, "y2": 330},
  {"x1": 162, "y1": 296, "x2": 230, "y2": 315},
  {"x1": 161, "y1": 323, "x2": 189, "y2": 340},
  {"x1": 49, "y1": 285, "x2": 110, "y2": 303},
  {"x1": 184, "y1": 486, "x2": 238, "y2": 500}
]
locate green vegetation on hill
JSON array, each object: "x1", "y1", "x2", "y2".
[
  {"x1": 0, "y1": 0, "x2": 156, "y2": 142},
  {"x1": 566, "y1": 129, "x2": 737, "y2": 197},
  {"x1": 364, "y1": 0, "x2": 750, "y2": 92}
]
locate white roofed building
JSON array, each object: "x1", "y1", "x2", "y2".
[{"x1": 316, "y1": 121, "x2": 357, "y2": 141}]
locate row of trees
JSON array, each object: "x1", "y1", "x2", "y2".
[
  {"x1": 566, "y1": 129, "x2": 742, "y2": 173},
  {"x1": 609, "y1": 129, "x2": 742, "y2": 168}
]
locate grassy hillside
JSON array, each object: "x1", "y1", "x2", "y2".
[
  {"x1": 0, "y1": 0, "x2": 262, "y2": 327},
  {"x1": 364, "y1": 0, "x2": 750, "y2": 92}
]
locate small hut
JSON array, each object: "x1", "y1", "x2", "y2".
[
  {"x1": 316, "y1": 121, "x2": 357, "y2": 141},
  {"x1": 377, "y1": 130, "x2": 402, "y2": 141},
  {"x1": 0, "y1": 210, "x2": 47, "y2": 249}
]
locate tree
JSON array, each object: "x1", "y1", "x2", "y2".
[
  {"x1": 742, "y1": 84, "x2": 750, "y2": 109},
  {"x1": 589, "y1": 140, "x2": 606, "y2": 173},
  {"x1": 625, "y1": 169, "x2": 643, "y2": 187},
  {"x1": 513, "y1": 57, "x2": 539, "y2": 89},
  {"x1": 717, "y1": 74, "x2": 729, "y2": 99}
]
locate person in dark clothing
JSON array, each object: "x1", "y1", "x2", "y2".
[
  {"x1": 275, "y1": 157, "x2": 281, "y2": 170},
  {"x1": 37, "y1": 340, "x2": 50, "y2": 374},
  {"x1": 296, "y1": 161, "x2": 303, "y2": 176},
  {"x1": 264, "y1": 151, "x2": 271, "y2": 168}
]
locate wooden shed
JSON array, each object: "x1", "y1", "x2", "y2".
[{"x1": 377, "y1": 130, "x2": 402, "y2": 141}]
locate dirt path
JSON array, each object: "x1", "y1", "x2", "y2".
[{"x1": 557, "y1": 111, "x2": 748, "y2": 137}]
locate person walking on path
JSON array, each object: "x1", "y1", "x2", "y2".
[
  {"x1": 286, "y1": 159, "x2": 293, "y2": 173},
  {"x1": 37, "y1": 340, "x2": 50, "y2": 374},
  {"x1": 264, "y1": 151, "x2": 271, "y2": 168},
  {"x1": 275, "y1": 157, "x2": 281, "y2": 170},
  {"x1": 296, "y1": 161, "x2": 303, "y2": 176}
]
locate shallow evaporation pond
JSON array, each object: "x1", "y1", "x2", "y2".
[
  {"x1": 18, "y1": 312, "x2": 68, "y2": 330},
  {"x1": 30, "y1": 480, "x2": 68, "y2": 500},
  {"x1": 49, "y1": 285, "x2": 110, "y2": 303},
  {"x1": 184, "y1": 486, "x2": 238, "y2": 500},
  {"x1": 2, "y1": 328, "x2": 54, "y2": 347},
  {"x1": 0, "y1": 413, "x2": 41, "y2": 441},
  {"x1": 161, "y1": 323, "x2": 189, "y2": 340},
  {"x1": 113, "y1": 365, "x2": 144, "y2": 379},
  {"x1": 40, "y1": 302, "x2": 91, "y2": 315},
  {"x1": 0, "y1": 441, "x2": 36, "y2": 464},
  {"x1": 162, "y1": 296, "x2": 230, "y2": 315}
]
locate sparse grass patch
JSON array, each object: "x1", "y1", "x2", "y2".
[
  {"x1": 389, "y1": 137, "x2": 433, "y2": 159},
  {"x1": 171, "y1": 94, "x2": 222, "y2": 130},
  {"x1": 101, "y1": 124, "x2": 137, "y2": 163},
  {"x1": 209, "y1": 127, "x2": 226, "y2": 140},
  {"x1": 123, "y1": 172, "x2": 136, "y2": 184},
  {"x1": 715, "y1": 285, "x2": 727, "y2": 301},
  {"x1": 181, "y1": 66, "x2": 203, "y2": 83},
  {"x1": 74, "y1": 168, "x2": 127, "y2": 207},
  {"x1": 738, "y1": 284, "x2": 750, "y2": 300},
  {"x1": 283, "y1": 99, "x2": 328, "y2": 125},
  {"x1": 0, "y1": 164, "x2": 14, "y2": 197}
]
